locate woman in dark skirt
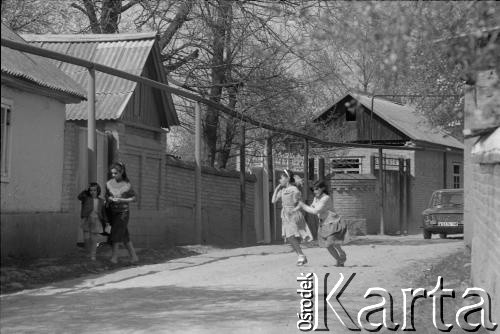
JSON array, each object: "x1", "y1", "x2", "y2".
[
  {"x1": 106, "y1": 162, "x2": 139, "y2": 264},
  {"x1": 297, "y1": 180, "x2": 347, "y2": 266}
]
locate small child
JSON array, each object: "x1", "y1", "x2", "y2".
[{"x1": 77, "y1": 183, "x2": 110, "y2": 260}]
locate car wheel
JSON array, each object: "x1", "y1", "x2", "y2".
[
  {"x1": 439, "y1": 233, "x2": 447, "y2": 239},
  {"x1": 423, "y1": 229, "x2": 432, "y2": 239}
]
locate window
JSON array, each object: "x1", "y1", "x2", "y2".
[
  {"x1": 452, "y1": 163, "x2": 461, "y2": 189},
  {"x1": 345, "y1": 99, "x2": 357, "y2": 122},
  {"x1": 331, "y1": 157, "x2": 362, "y2": 174},
  {"x1": 1, "y1": 98, "x2": 13, "y2": 181}
]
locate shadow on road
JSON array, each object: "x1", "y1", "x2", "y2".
[
  {"x1": 0, "y1": 285, "x2": 295, "y2": 333},
  {"x1": 346, "y1": 236, "x2": 463, "y2": 246}
]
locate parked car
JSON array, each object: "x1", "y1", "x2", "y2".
[{"x1": 422, "y1": 189, "x2": 464, "y2": 239}]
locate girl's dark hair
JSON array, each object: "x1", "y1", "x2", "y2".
[
  {"x1": 312, "y1": 180, "x2": 329, "y2": 195},
  {"x1": 282, "y1": 169, "x2": 295, "y2": 184},
  {"x1": 88, "y1": 182, "x2": 101, "y2": 196},
  {"x1": 110, "y1": 162, "x2": 130, "y2": 182}
]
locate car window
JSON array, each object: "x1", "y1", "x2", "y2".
[{"x1": 430, "y1": 192, "x2": 464, "y2": 208}]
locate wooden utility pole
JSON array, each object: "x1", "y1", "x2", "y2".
[
  {"x1": 240, "y1": 124, "x2": 247, "y2": 245},
  {"x1": 194, "y1": 102, "x2": 203, "y2": 244},
  {"x1": 87, "y1": 67, "x2": 97, "y2": 183},
  {"x1": 303, "y1": 139, "x2": 309, "y2": 200},
  {"x1": 268, "y1": 137, "x2": 278, "y2": 241},
  {"x1": 263, "y1": 137, "x2": 272, "y2": 243}
]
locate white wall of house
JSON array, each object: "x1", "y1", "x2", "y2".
[{"x1": 1, "y1": 85, "x2": 65, "y2": 212}]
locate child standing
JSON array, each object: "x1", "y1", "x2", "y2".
[{"x1": 77, "y1": 183, "x2": 110, "y2": 260}]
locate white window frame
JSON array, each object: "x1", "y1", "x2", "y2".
[
  {"x1": 452, "y1": 162, "x2": 461, "y2": 189},
  {"x1": 1, "y1": 97, "x2": 13, "y2": 183},
  {"x1": 330, "y1": 157, "x2": 362, "y2": 174}
]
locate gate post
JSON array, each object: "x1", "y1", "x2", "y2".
[
  {"x1": 399, "y1": 158, "x2": 405, "y2": 235},
  {"x1": 378, "y1": 148, "x2": 384, "y2": 235}
]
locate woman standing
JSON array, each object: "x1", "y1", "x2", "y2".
[
  {"x1": 297, "y1": 180, "x2": 347, "y2": 267},
  {"x1": 106, "y1": 162, "x2": 139, "y2": 264},
  {"x1": 272, "y1": 169, "x2": 313, "y2": 266}
]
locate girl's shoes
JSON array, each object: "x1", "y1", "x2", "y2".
[{"x1": 297, "y1": 255, "x2": 308, "y2": 266}]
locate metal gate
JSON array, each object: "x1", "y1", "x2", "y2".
[{"x1": 373, "y1": 156, "x2": 411, "y2": 235}]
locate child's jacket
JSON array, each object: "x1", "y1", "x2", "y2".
[{"x1": 77, "y1": 191, "x2": 108, "y2": 222}]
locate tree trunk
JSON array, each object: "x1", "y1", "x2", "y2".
[
  {"x1": 204, "y1": 0, "x2": 232, "y2": 166},
  {"x1": 218, "y1": 85, "x2": 238, "y2": 168}
]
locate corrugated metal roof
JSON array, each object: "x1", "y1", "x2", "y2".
[
  {"x1": 1, "y1": 23, "x2": 86, "y2": 101},
  {"x1": 353, "y1": 94, "x2": 464, "y2": 150},
  {"x1": 22, "y1": 32, "x2": 179, "y2": 126},
  {"x1": 315, "y1": 93, "x2": 464, "y2": 150}
]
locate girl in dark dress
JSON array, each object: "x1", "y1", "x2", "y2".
[
  {"x1": 297, "y1": 180, "x2": 347, "y2": 266},
  {"x1": 106, "y1": 162, "x2": 139, "y2": 264}
]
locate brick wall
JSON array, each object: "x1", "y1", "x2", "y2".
[
  {"x1": 329, "y1": 175, "x2": 378, "y2": 234},
  {"x1": 61, "y1": 122, "x2": 80, "y2": 212},
  {"x1": 465, "y1": 69, "x2": 500, "y2": 316},
  {"x1": 61, "y1": 122, "x2": 256, "y2": 249},
  {"x1": 470, "y1": 163, "x2": 500, "y2": 314},
  {"x1": 411, "y1": 150, "x2": 445, "y2": 234},
  {"x1": 163, "y1": 158, "x2": 256, "y2": 246}
]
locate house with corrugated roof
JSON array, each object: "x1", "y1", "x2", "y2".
[
  {"x1": 1, "y1": 24, "x2": 86, "y2": 258},
  {"x1": 313, "y1": 93, "x2": 464, "y2": 236},
  {"x1": 22, "y1": 32, "x2": 180, "y2": 215}
]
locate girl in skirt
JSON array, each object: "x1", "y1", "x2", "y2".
[
  {"x1": 272, "y1": 169, "x2": 313, "y2": 266},
  {"x1": 297, "y1": 180, "x2": 347, "y2": 266},
  {"x1": 106, "y1": 162, "x2": 139, "y2": 264}
]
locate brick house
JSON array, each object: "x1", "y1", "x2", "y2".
[
  {"x1": 314, "y1": 93, "x2": 464, "y2": 235},
  {"x1": 463, "y1": 69, "x2": 500, "y2": 315},
  {"x1": 23, "y1": 32, "x2": 180, "y2": 214},
  {"x1": 1, "y1": 24, "x2": 86, "y2": 258}
]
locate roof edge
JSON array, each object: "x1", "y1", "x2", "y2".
[{"x1": 22, "y1": 31, "x2": 158, "y2": 43}]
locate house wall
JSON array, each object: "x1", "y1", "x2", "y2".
[
  {"x1": 0, "y1": 86, "x2": 81, "y2": 259},
  {"x1": 463, "y1": 84, "x2": 475, "y2": 247},
  {"x1": 469, "y1": 162, "x2": 500, "y2": 315},
  {"x1": 411, "y1": 150, "x2": 463, "y2": 234},
  {"x1": 466, "y1": 69, "x2": 500, "y2": 315},
  {"x1": 322, "y1": 95, "x2": 407, "y2": 143},
  {"x1": 0, "y1": 85, "x2": 65, "y2": 212},
  {"x1": 121, "y1": 54, "x2": 164, "y2": 128}
]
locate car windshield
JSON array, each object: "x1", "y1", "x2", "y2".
[{"x1": 430, "y1": 191, "x2": 463, "y2": 208}]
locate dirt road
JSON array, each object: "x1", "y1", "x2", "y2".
[{"x1": 0, "y1": 236, "x2": 464, "y2": 334}]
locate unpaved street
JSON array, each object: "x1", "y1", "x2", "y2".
[{"x1": 0, "y1": 236, "x2": 464, "y2": 334}]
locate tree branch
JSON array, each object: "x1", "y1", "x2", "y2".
[
  {"x1": 164, "y1": 49, "x2": 200, "y2": 73},
  {"x1": 72, "y1": 0, "x2": 100, "y2": 33},
  {"x1": 158, "y1": 0, "x2": 195, "y2": 50},
  {"x1": 120, "y1": 0, "x2": 141, "y2": 13}
]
